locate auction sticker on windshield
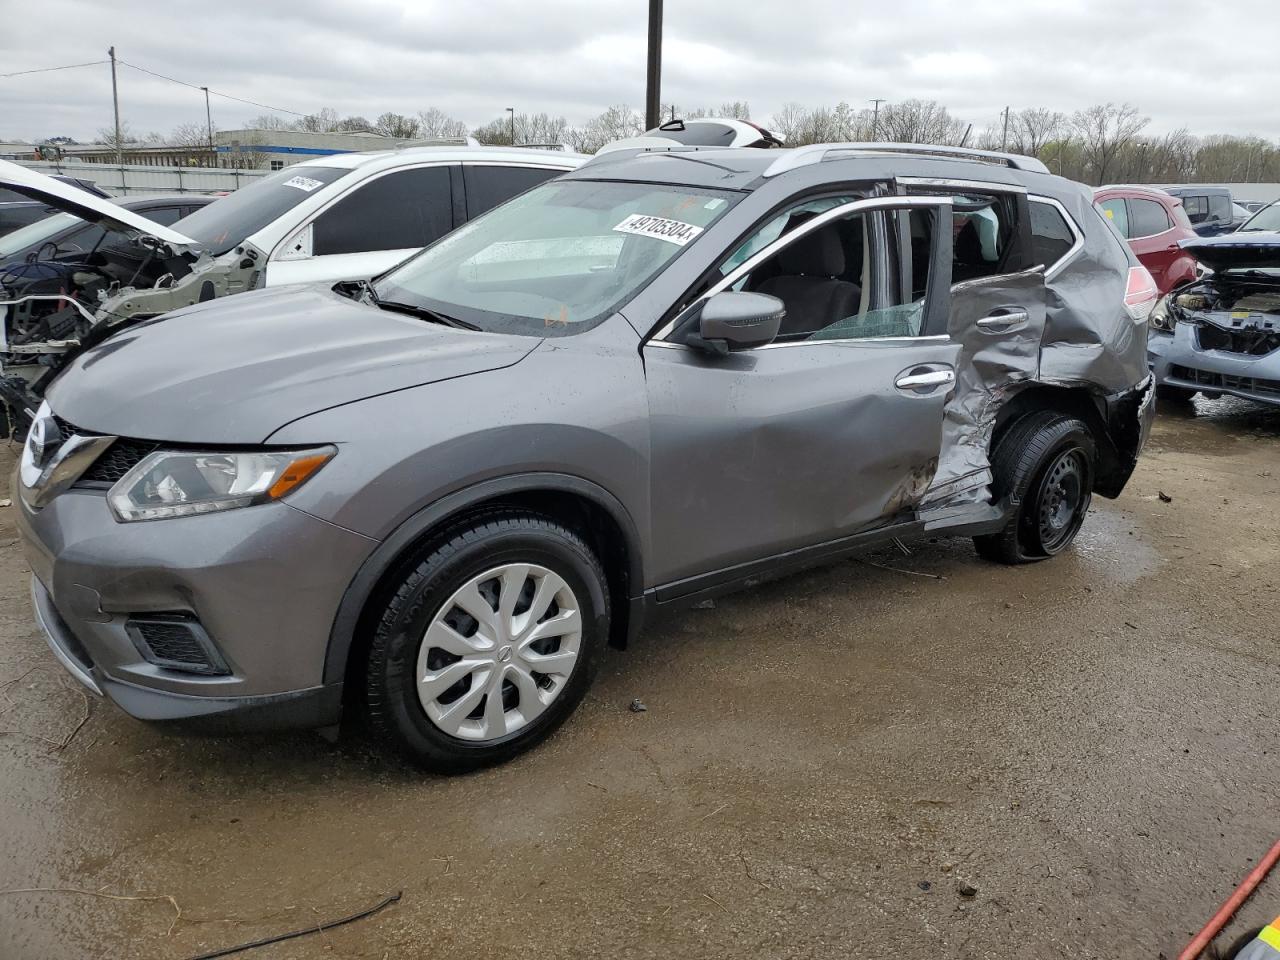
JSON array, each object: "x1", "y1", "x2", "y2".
[
  {"x1": 283, "y1": 176, "x2": 325, "y2": 192},
  {"x1": 613, "y1": 214, "x2": 703, "y2": 246}
]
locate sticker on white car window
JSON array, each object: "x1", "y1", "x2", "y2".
[
  {"x1": 283, "y1": 175, "x2": 325, "y2": 193},
  {"x1": 613, "y1": 214, "x2": 703, "y2": 246}
]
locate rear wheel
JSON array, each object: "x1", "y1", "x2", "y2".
[
  {"x1": 973, "y1": 412, "x2": 1096, "y2": 565},
  {"x1": 364, "y1": 513, "x2": 609, "y2": 772}
]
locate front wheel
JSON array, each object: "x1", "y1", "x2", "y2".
[
  {"x1": 973, "y1": 412, "x2": 1096, "y2": 565},
  {"x1": 364, "y1": 513, "x2": 610, "y2": 772}
]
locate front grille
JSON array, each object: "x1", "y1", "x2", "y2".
[
  {"x1": 78, "y1": 437, "x2": 161, "y2": 485},
  {"x1": 125, "y1": 616, "x2": 228, "y2": 676},
  {"x1": 1170, "y1": 365, "x2": 1280, "y2": 398}
]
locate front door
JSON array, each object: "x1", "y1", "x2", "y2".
[{"x1": 643, "y1": 196, "x2": 960, "y2": 590}]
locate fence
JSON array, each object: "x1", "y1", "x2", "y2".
[{"x1": 10, "y1": 159, "x2": 271, "y2": 196}]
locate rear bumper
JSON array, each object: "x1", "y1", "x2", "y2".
[{"x1": 1148, "y1": 325, "x2": 1280, "y2": 407}]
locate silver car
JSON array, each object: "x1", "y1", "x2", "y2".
[
  {"x1": 1147, "y1": 209, "x2": 1280, "y2": 407},
  {"x1": 15, "y1": 143, "x2": 1155, "y2": 771}
]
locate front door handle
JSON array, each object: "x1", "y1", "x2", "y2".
[
  {"x1": 895, "y1": 368, "x2": 956, "y2": 390},
  {"x1": 976, "y1": 308, "x2": 1030, "y2": 332}
]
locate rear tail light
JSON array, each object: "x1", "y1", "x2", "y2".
[{"x1": 1124, "y1": 266, "x2": 1159, "y2": 321}]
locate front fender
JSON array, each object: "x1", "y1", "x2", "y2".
[{"x1": 320, "y1": 471, "x2": 645, "y2": 686}]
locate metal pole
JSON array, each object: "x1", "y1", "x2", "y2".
[
  {"x1": 108, "y1": 46, "x2": 122, "y2": 165},
  {"x1": 870, "y1": 99, "x2": 885, "y2": 141},
  {"x1": 1001, "y1": 106, "x2": 1010, "y2": 151},
  {"x1": 506, "y1": 107, "x2": 514, "y2": 145},
  {"x1": 202, "y1": 86, "x2": 214, "y2": 166},
  {"x1": 645, "y1": 0, "x2": 663, "y2": 130}
]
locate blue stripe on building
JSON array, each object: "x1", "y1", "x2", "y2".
[{"x1": 215, "y1": 145, "x2": 353, "y2": 156}]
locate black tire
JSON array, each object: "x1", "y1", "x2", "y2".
[
  {"x1": 1156, "y1": 383, "x2": 1197, "y2": 404},
  {"x1": 365, "y1": 512, "x2": 610, "y2": 772},
  {"x1": 973, "y1": 411, "x2": 1096, "y2": 565}
]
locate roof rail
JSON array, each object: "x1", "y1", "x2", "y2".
[{"x1": 763, "y1": 142, "x2": 1050, "y2": 178}]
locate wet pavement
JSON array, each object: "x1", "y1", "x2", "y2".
[{"x1": 1, "y1": 397, "x2": 1277, "y2": 959}]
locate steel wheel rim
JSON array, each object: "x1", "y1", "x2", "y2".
[
  {"x1": 1037, "y1": 448, "x2": 1087, "y2": 552},
  {"x1": 415, "y1": 563, "x2": 583, "y2": 742}
]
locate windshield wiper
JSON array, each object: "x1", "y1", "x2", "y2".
[{"x1": 374, "y1": 298, "x2": 480, "y2": 330}]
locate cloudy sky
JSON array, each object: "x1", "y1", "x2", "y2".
[{"x1": 1, "y1": 0, "x2": 1276, "y2": 143}]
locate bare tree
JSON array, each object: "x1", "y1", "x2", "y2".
[
  {"x1": 1011, "y1": 108, "x2": 1064, "y2": 156},
  {"x1": 295, "y1": 108, "x2": 341, "y2": 133},
  {"x1": 246, "y1": 113, "x2": 293, "y2": 131},
  {"x1": 1070, "y1": 102, "x2": 1148, "y2": 185},
  {"x1": 96, "y1": 120, "x2": 137, "y2": 149},
  {"x1": 877, "y1": 100, "x2": 966, "y2": 145},
  {"x1": 770, "y1": 102, "x2": 811, "y2": 144},
  {"x1": 416, "y1": 107, "x2": 469, "y2": 139},
  {"x1": 374, "y1": 112, "x2": 420, "y2": 139},
  {"x1": 564, "y1": 104, "x2": 643, "y2": 153},
  {"x1": 170, "y1": 121, "x2": 216, "y2": 165},
  {"x1": 334, "y1": 115, "x2": 375, "y2": 133}
]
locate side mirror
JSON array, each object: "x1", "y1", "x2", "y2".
[{"x1": 689, "y1": 291, "x2": 785, "y2": 354}]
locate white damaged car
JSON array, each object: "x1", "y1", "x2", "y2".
[{"x1": 0, "y1": 148, "x2": 584, "y2": 429}]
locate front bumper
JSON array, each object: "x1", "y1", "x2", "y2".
[
  {"x1": 1148, "y1": 324, "x2": 1280, "y2": 406},
  {"x1": 16, "y1": 482, "x2": 376, "y2": 732}
]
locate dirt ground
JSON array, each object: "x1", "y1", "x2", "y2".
[{"x1": 0, "y1": 397, "x2": 1277, "y2": 960}]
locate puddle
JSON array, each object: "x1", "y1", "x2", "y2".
[
  {"x1": 1071, "y1": 505, "x2": 1159, "y2": 584},
  {"x1": 1149, "y1": 395, "x2": 1280, "y2": 455}
]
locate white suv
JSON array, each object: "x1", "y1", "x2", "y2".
[
  {"x1": 172, "y1": 147, "x2": 585, "y2": 288},
  {"x1": 0, "y1": 148, "x2": 585, "y2": 425}
]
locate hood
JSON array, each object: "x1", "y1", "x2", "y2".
[
  {"x1": 1180, "y1": 232, "x2": 1280, "y2": 273},
  {"x1": 0, "y1": 159, "x2": 196, "y2": 248},
  {"x1": 45, "y1": 285, "x2": 539, "y2": 444}
]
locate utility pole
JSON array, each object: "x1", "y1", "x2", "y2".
[
  {"x1": 870, "y1": 99, "x2": 886, "y2": 141},
  {"x1": 201, "y1": 86, "x2": 214, "y2": 165},
  {"x1": 506, "y1": 106, "x2": 515, "y2": 145},
  {"x1": 108, "y1": 46, "x2": 122, "y2": 165},
  {"x1": 645, "y1": 0, "x2": 663, "y2": 130},
  {"x1": 1000, "y1": 105, "x2": 1010, "y2": 151}
]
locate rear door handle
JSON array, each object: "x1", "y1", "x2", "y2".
[
  {"x1": 976, "y1": 308, "x2": 1030, "y2": 332},
  {"x1": 895, "y1": 368, "x2": 956, "y2": 390}
]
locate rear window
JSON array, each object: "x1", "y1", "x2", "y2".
[
  {"x1": 172, "y1": 165, "x2": 348, "y2": 254},
  {"x1": 464, "y1": 165, "x2": 562, "y2": 218},
  {"x1": 1029, "y1": 200, "x2": 1076, "y2": 268},
  {"x1": 1128, "y1": 197, "x2": 1172, "y2": 237}
]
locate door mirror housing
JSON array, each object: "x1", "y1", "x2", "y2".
[{"x1": 688, "y1": 291, "x2": 785, "y2": 354}]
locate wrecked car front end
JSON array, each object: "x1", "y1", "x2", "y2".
[
  {"x1": 1147, "y1": 232, "x2": 1280, "y2": 406},
  {"x1": 0, "y1": 160, "x2": 267, "y2": 433}
]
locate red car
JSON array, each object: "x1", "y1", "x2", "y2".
[{"x1": 1094, "y1": 186, "x2": 1199, "y2": 296}]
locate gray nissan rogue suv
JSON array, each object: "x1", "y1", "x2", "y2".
[{"x1": 15, "y1": 143, "x2": 1155, "y2": 771}]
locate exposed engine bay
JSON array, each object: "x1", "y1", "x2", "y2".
[
  {"x1": 0, "y1": 235, "x2": 263, "y2": 431},
  {"x1": 1166, "y1": 275, "x2": 1280, "y2": 357}
]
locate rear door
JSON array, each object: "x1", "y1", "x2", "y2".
[
  {"x1": 266, "y1": 164, "x2": 456, "y2": 286},
  {"x1": 897, "y1": 180, "x2": 1050, "y2": 503},
  {"x1": 643, "y1": 195, "x2": 961, "y2": 591}
]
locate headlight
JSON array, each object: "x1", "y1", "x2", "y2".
[
  {"x1": 107, "y1": 447, "x2": 335, "y2": 522},
  {"x1": 1148, "y1": 295, "x2": 1175, "y2": 332}
]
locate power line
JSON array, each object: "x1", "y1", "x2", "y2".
[
  {"x1": 0, "y1": 60, "x2": 108, "y2": 79},
  {"x1": 115, "y1": 58, "x2": 308, "y2": 117}
]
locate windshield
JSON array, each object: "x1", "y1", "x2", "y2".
[
  {"x1": 171, "y1": 165, "x2": 348, "y2": 253},
  {"x1": 0, "y1": 212, "x2": 79, "y2": 259},
  {"x1": 1239, "y1": 203, "x2": 1280, "y2": 233},
  {"x1": 375, "y1": 179, "x2": 740, "y2": 335}
]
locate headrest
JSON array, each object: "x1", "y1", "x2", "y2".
[{"x1": 777, "y1": 225, "x2": 846, "y2": 277}]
